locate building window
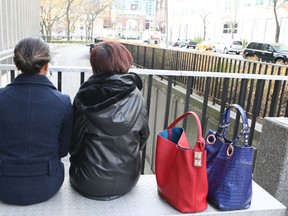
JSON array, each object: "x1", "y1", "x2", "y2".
[
  {"x1": 223, "y1": 23, "x2": 238, "y2": 34},
  {"x1": 243, "y1": 0, "x2": 252, "y2": 7},
  {"x1": 256, "y1": 0, "x2": 263, "y2": 5}
]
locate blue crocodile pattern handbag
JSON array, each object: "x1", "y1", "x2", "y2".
[{"x1": 205, "y1": 104, "x2": 253, "y2": 210}]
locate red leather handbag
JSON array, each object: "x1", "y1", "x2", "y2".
[{"x1": 155, "y1": 112, "x2": 208, "y2": 213}]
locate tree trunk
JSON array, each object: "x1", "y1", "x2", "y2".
[
  {"x1": 203, "y1": 21, "x2": 206, "y2": 41},
  {"x1": 66, "y1": 0, "x2": 71, "y2": 42},
  {"x1": 273, "y1": 1, "x2": 280, "y2": 43}
]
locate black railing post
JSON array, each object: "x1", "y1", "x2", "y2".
[
  {"x1": 163, "y1": 76, "x2": 173, "y2": 129},
  {"x1": 57, "y1": 71, "x2": 62, "y2": 92},
  {"x1": 183, "y1": 76, "x2": 193, "y2": 130},
  {"x1": 141, "y1": 75, "x2": 153, "y2": 174},
  {"x1": 80, "y1": 72, "x2": 85, "y2": 85},
  {"x1": 161, "y1": 49, "x2": 166, "y2": 70},
  {"x1": 269, "y1": 67, "x2": 282, "y2": 117},
  {"x1": 218, "y1": 78, "x2": 229, "y2": 125},
  {"x1": 281, "y1": 68, "x2": 288, "y2": 117},
  {"x1": 249, "y1": 79, "x2": 265, "y2": 146},
  {"x1": 10, "y1": 70, "x2": 15, "y2": 82},
  {"x1": 213, "y1": 58, "x2": 221, "y2": 105},
  {"x1": 233, "y1": 78, "x2": 248, "y2": 139},
  {"x1": 201, "y1": 77, "x2": 211, "y2": 136},
  {"x1": 143, "y1": 47, "x2": 147, "y2": 68},
  {"x1": 174, "y1": 52, "x2": 179, "y2": 86},
  {"x1": 269, "y1": 80, "x2": 281, "y2": 117},
  {"x1": 136, "y1": 46, "x2": 140, "y2": 67},
  {"x1": 277, "y1": 68, "x2": 288, "y2": 116},
  {"x1": 151, "y1": 48, "x2": 155, "y2": 69}
]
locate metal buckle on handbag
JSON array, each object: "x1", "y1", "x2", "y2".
[
  {"x1": 206, "y1": 134, "x2": 216, "y2": 145},
  {"x1": 226, "y1": 144, "x2": 234, "y2": 157},
  {"x1": 194, "y1": 152, "x2": 202, "y2": 167},
  {"x1": 219, "y1": 123, "x2": 229, "y2": 128}
]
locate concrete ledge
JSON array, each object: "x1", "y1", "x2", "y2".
[
  {"x1": 0, "y1": 174, "x2": 285, "y2": 215},
  {"x1": 253, "y1": 117, "x2": 288, "y2": 216}
]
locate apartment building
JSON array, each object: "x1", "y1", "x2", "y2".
[
  {"x1": 111, "y1": 0, "x2": 156, "y2": 39},
  {"x1": 169, "y1": 0, "x2": 288, "y2": 44}
]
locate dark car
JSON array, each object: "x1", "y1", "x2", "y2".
[
  {"x1": 185, "y1": 40, "x2": 197, "y2": 49},
  {"x1": 172, "y1": 40, "x2": 186, "y2": 47},
  {"x1": 242, "y1": 42, "x2": 288, "y2": 64}
]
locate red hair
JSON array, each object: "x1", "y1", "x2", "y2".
[{"x1": 90, "y1": 41, "x2": 133, "y2": 74}]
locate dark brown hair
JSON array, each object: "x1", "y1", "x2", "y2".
[
  {"x1": 90, "y1": 41, "x2": 133, "y2": 74},
  {"x1": 13, "y1": 37, "x2": 51, "y2": 74}
]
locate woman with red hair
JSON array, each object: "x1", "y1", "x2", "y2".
[{"x1": 69, "y1": 41, "x2": 150, "y2": 200}]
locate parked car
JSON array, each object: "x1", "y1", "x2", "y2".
[
  {"x1": 212, "y1": 40, "x2": 243, "y2": 54},
  {"x1": 172, "y1": 40, "x2": 186, "y2": 47},
  {"x1": 242, "y1": 42, "x2": 288, "y2": 64},
  {"x1": 196, "y1": 41, "x2": 214, "y2": 51},
  {"x1": 185, "y1": 40, "x2": 197, "y2": 49}
]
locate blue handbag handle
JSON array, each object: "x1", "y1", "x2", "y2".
[{"x1": 216, "y1": 104, "x2": 250, "y2": 146}]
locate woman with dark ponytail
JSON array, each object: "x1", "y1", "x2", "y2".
[{"x1": 0, "y1": 37, "x2": 73, "y2": 205}]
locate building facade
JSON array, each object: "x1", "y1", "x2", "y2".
[
  {"x1": 169, "y1": 0, "x2": 288, "y2": 44},
  {"x1": 0, "y1": 0, "x2": 40, "y2": 63},
  {"x1": 111, "y1": 0, "x2": 156, "y2": 39}
]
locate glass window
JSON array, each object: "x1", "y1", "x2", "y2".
[
  {"x1": 256, "y1": 43, "x2": 264, "y2": 50},
  {"x1": 272, "y1": 44, "x2": 288, "y2": 52},
  {"x1": 233, "y1": 41, "x2": 242, "y2": 45},
  {"x1": 261, "y1": 44, "x2": 270, "y2": 51},
  {"x1": 247, "y1": 42, "x2": 256, "y2": 49},
  {"x1": 223, "y1": 23, "x2": 238, "y2": 34},
  {"x1": 256, "y1": 0, "x2": 263, "y2": 5},
  {"x1": 244, "y1": 0, "x2": 252, "y2": 7}
]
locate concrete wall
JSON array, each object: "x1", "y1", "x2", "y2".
[
  {"x1": 253, "y1": 117, "x2": 288, "y2": 216},
  {"x1": 0, "y1": 0, "x2": 40, "y2": 63}
]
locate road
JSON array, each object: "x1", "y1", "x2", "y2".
[
  {"x1": 46, "y1": 43, "x2": 243, "y2": 99},
  {"x1": 50, "y1": 44, "x2": 90, "y2": 67},
  {"x1": 48, "y1": 44, "x2": 92, "y2": 100},
  {"x1": 171, "y1": 46, "x2": 244, "y2": 59}
]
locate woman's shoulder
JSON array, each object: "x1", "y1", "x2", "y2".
[{"x1": 48, "y1": 89, "x2": 72, "y2": 106}]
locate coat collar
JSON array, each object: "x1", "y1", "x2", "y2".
[{"x1": 8, "y1": 74, "x2": 57, "y2": 90}]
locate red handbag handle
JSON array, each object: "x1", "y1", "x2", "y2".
[{"x1": 167, "y1": 111, "x2": 203, "y2": 142}]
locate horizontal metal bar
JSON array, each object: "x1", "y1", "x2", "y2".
[{"x1": 1, "y1": 64, "x2": 287, "y2": 81}]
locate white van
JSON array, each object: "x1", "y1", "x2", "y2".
[{"x1": 212, "y1": 40, "x2": 243, "y2": 55}]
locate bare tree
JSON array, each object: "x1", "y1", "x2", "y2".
[
  {"x1": 199, "y1": 10, "x2": 210, "y2": 41},
  {"x1": 65, "y1": 0, "x2": 82, "y2": 41},
  {"x1": 272, "y1": 0, "x2": 285, "y2": 43},
  {"x1": 40, "y1": 0, "x2": 66, "y2": 42},
  {"x1": 65, "y1": 0, "x2": 75, "y2": 41},
  {"x1": 82, "y1": 0, "x2": 113, "y2": 40}
]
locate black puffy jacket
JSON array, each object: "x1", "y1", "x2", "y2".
[{"x1": 69, "y1": 72, "x2": 150, "y2": 200}]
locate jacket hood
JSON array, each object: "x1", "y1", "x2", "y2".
[{"x1": 74, "y1": 72, "x2": 145, "y2": 135}]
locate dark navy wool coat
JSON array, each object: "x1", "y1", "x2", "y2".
[{"x1": 0, "y1": 74, "x2": 73, "y2": 205}]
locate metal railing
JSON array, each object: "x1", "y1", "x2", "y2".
[
  {"x1": 0, "y1": 64, "x2": 287, "y2": 173},
  {"x1": 123, "y1": 43, "x2": 288, "y2": 120}
]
